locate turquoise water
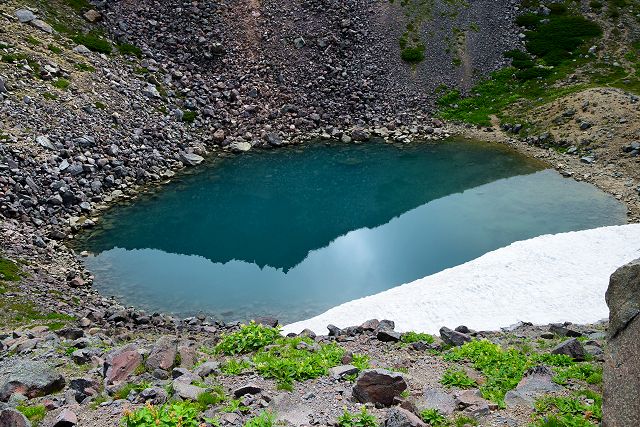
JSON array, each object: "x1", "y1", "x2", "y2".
[{"x1": 78, "y1": 139, "x2": 627, "y2": 323}]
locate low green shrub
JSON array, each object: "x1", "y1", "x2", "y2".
[
  {"x1": 215, "y1": 322, "x2": 281, "y2": 355},
  {"x1": 244, "y1": 411, "x2": 276, "y2": 427},
  {"x1": 252, "y1": 337, "x2": 344, "y2": 390},
  {"x1": 117, "y1": 43, "x2": 142, "y2": 58},
  {"x1": 337, "y1": 406, "x2": 377, "y2": 427},
  {"x1": 444, "y1": 340, "x2": 578, "y2": 407},
  {"x1": 0, "y1": 257, "x2": 23, "y2": 282},
  {"x1": 122, "y1": 402, "x2": 201, "y2": 427},
  {"x1": 351, "y1": 353, "x2": 370, "y2": 371},
  {"x1": 553, "y1": 363, "x2": 603, "y2": 385},
  {"x1": 401, "y1": 44, "x2": 426, "y2": 63},
  {"x1": 440, "y1": 368, "x2": 476, "y2": 389},
  {"x1": 420, "y1": 408, "x2": 448, "y2": 426},
  {"x1": 16, "y1": 404, "x2": 46, "y2": 425},
  {"x1": 114, "y1": 381, "x2": 151, "y2": 400},
  {"x1": 182, "y1": 110, "x2": 198, "y2": 123},
  {"x1": 401, "y1": 331, "x2": 435, "y2": 344},
  {"x1": 533, "y1": 390, "x2": 602, "y2": 426},
  {"x1": 220, "y1": 359, "x2": 250, "y2": 375},
  {"x1": 73, "y1": 32, "x2": 112, "y2": 54},
  {"x1": 196, "y1": 386, "x2": 226, "y2": 408},
  {"x1": 52, "y1": 79, "x2": 70, "y2": 90}
]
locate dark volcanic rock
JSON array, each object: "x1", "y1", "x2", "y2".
[
  {"x1": 551, "y1": 338, "x2": 586, "y2": 361},
  {"x1": 352, "y1": 369, "x2": 408, "y2": 406},
  {"x1": 439, "y1": 326, "x2": 471, "y2": 347},
  {"x1": 383, "y1": 407, "x2": 426, "y2": 427},
  {"x1": 604, "y1": 259, "x2": 640, "y2": 427},
  {"x1": 0, "y1": 406, "x2": 31, "y2": 427}
]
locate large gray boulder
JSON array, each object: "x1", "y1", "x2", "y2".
[
  {"x1": 0, "y1": 360, "x2": 65, "y2": 401},
  {"x1": 604, "y1": 259, "x2": 640, "y2": 427},
  {"x1": 504, "y1": 366, "x2": 563, "y2": 407},
  {"x1": 352, "y1": 369, "x2": 407, "y2": 406}
]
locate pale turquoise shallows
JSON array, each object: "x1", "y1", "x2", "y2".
[{"x1": 78, "y1": 139, "x2": 627, "y2": 323}]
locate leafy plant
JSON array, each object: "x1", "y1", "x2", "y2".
[
  {"x1": 73, "y1": 32, "x2": 112, "y2": 54},
  {"x1": 337, "y1": 407, "x2": 377, "y2": 427},
  {"x1": 182, "y1": 110, "x2": 198, "y2": 123},
  {"x1": 401, "y1": 331, "x2": 435, "y2": 344},
  {"x1": 215, "y1": 322, "x2": 281, "y2": 355},
  {"x1": 440, "y1": 368, "x2": 476, "y2": 389},
  {"x1": 117, "y1": 43, "x2": 142, "y2": 58},
  {"x1": 351, "y1": 353, "x2": 370, "y2": 371},
  {"x1": 16, "y1": 404, "x2": 46, "y2": 425},
  {"x1": 420, "y1": 408, "x2": 449, "y2": 426},
  {"x1": 553, "y1": 363, "x2": 602, "y2": 385},
  {"x1": 221, "y1": 399, "x2": 248, "y2": 413},
  {"x1": 52, "y1": 79, "x2": 70, "y2": 90},
  {"x1": 443, "y1": 339, "x2": 578, "y2": 407},
  {"x1": 196, "y1": 387, "x2": 226, "y2": 408},
  {"x1": 252, "y1": 337, "x2": 344, "y2": 390},
  {"x1": 122, "y1": 402, "x2": 201, "y2": 427},
  {"x1": 219, "y1": 359, "x2": 250, "y2": 375},
  {"x1": 114, "y1": 381, "x2": 151, "y2": 400},
  {"x1": 244, "y1": 411, "x2": 275, "y2": 427},
  {"x1": 533, "y1": 390, "x2": 602, "y2": 426}
]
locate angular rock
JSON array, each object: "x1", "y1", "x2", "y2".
[
  {"x1": 104, "y1": 345, "x2": 142, "y2": 386},
  {"x1": 422, "y1": 387, "x2": 456, "y2": 415},
  {"x1": 180, "y1": 153, "x2": 204, "y2": 166},
  {"x1": 439, "y1": 327, "x2": 471, "y2": 347},
  {"x1": 377, "y1": 330, "x2": 401, "y2": 343},
  {"x1": 383, "y1": 407, "x2": 426, "y2": 427},
  {"x1": 360, "y1": 319, "x2": 380, "y2": 331},
  {"x1": 0, "y1": 360, "x2": 65, "y2": 401},
  {"x1": 0, "y1": 407, "x2": 31, "y2": 427},
  {"x1": 15, "y1": 9, "x2": 35, "y2": 23},
  {"x1": 551, "y1": 338, "x2": 586, "y2": 361},
  {"x1": 604, "y1": 259, "x2": 640, "y2": 427},
  {"x1": 172, "y1": 379, "x2": 205, "y2": 401},
  {"x1": 233, "y1": 383, "x2": 262, "y2": 398},
  {"x1": 194, "y1": 361, "x2": 219, "y2": 378},
  {"x1": 146, "y1": 336, "x2": 178, "y2": 371},
  {"x1": 229, "y1": 141, "x2": 251, "y2": 153},
  {"x1": 504, "y1": 366, "x2": 562, "y2": 407},
  {"x1": 352, "y1": 369, "x2": 408, "y2": 406},
  {"x1": 254, "y1": 316, "x2": 279, "y2": 327},
  {"x1": 53, "y1": 408, "x2": 77, "y2": 426},
  {"x1": 329, "y1": 365, "x2": 359, "y2": 380}
]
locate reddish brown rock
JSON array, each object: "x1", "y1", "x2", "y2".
[
  {"x1": 352, "y1": 369, "x2": 407, "y2": 406},
  {"x1": 104, "y1": 345, "x2": 142, "y2": 386}
]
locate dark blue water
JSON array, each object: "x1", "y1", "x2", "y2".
[{"x1": 78, "y1": 139, "x2": 627, "y2": 323}]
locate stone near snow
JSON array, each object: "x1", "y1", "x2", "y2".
[
  {"x1": 377, "y1": 330, "x2": 401, "y2": 343},
  {"x1": 551, "y1": 338, "x2": 586, "y2": 361},
  {"x1": 383, "y1": 407, "x2": 426, "y2": 427},
  {"x1": 604, "y1": 259, "x2": 640, "y2": 427},
  {"x1": 0, "y1": 360, "x2": 65, "y2": 401},
  {"x1": 439, "y1": 326, "x2": 471, "y2": 347},
  {"x1": 352, "y1": 369, "x2": 408, "y2": 406}
]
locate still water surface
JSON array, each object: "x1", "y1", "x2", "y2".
[{"x1": 78, "y1": 139, "x2": 627, "y2": 323}]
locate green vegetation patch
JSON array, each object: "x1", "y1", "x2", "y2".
[
  {"x1": 401, "y1": 331, "x2": 435, "y2": 344},
  {"x1": 73, "y1": 32, "x2": 112, "y2": 54},
  {"x1": 122, "y1": 402, "x2": 202, "y2": 427},
  {"x1": 440, "y1": 367, "x2": 476, "y2": 389},
  {"x1": 117, "y1": 43, "x2": 142, "y2": 58},
  {"x1": 52, "y1": 78, "x2": 71, "y2": 90},
  {"x1": 182, "y1": 110, "x2": 198, "y2": 123},
  {"x1": 532, "y1": 390, "x2": 602, "y2": 426},
  {"x1": 215, "y1": 322, "x2": 282, "y2": 355},
  {"x1": 17, "y1": 404, "x2": 46, "y2": 425},
  {"x1": 337, "y1": 407, "x2": 377, "y2": 427},
  {"x1": 245, "y1": 411, "x2": 276, "y2": 427},
  {"x1": 443, "y1": 340, "x2": 585, "y2": 407},
  {"x1": 0, "y1": 256, "x2": 23, "y2": 282},
  {"x1": 252, "y1": 337, "x2": 345, "y2": 390}
]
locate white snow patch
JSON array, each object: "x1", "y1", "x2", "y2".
[{"x1": 282, "y1": 224, "x2": 640, "y2": 335}]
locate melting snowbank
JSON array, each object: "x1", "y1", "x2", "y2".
[{"x1": 283, "y1": 224, "x2": 640, "y2": 335}]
